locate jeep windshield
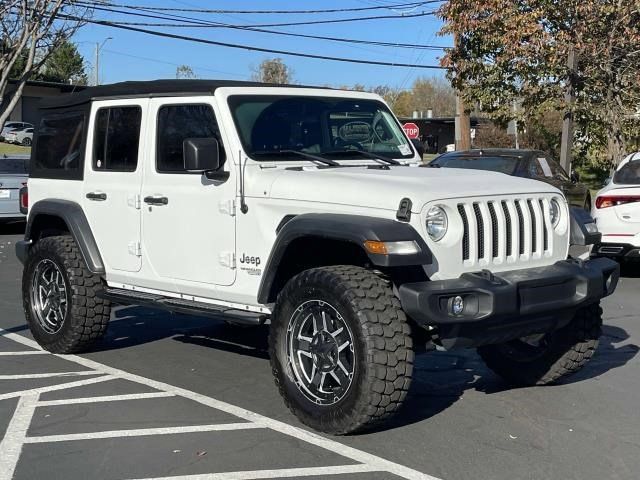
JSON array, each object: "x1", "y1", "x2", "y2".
[{"x1": 228, "y1": 95, "x2": 414, "y2": 161}]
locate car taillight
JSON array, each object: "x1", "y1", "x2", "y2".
[
  {"x1": 595, "y1": 195, "x2": 640, "y2": 209},
  {"x1": 19, "y1": 186, "x2": 28, "y2": 214}
]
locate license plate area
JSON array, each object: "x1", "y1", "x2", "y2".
[{"x1": 0, "y1": 189, "x2": 11, "y2": 199}]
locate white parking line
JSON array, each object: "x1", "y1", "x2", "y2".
[
  {"x1": 36, "y1": 391, "x2": 175, "y2": 406},
  {"x1": 0, "y1": 329, "x2": 441, "y2": 480},
  {"x1": 0, "y1": 374, "x2": 114, "y2": 401},
  {"x1": 25, "y1": 422, "x2": 264, "y2": 443},
  {"x1": 0, "y1": 351, "x2": 47, "y2": 356},
  {"x1": 0, "y1": 371, "x2": 98, "y2": 380},
  {"x1": 0, "y1": 394, "x2": 38, "y2": 480},
  {"x1": 130, "y1": 464, "x2": 381, "y2": 480}
]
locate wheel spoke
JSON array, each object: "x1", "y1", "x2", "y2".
[
  {"x1": 330, "y1": 326, "x2": 344, "y2": 338},
  {"x1": 338, "y1": 340, "x2": 351, "y2": 353},
  {"x1": 321, "y1": 311, "x2": 328, "y2": 331},
  {"x1": 312, "y1": 314, "x2": 319, "y2": 335},
  {"x1": 337, "y1": 359, "x2": 350, "y2": 377},
  {"x1": 329, "y1": 370, "x2": 342, "y2": 386}
]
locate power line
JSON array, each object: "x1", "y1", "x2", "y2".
[
  {"x1": 58, "y1": 13, "x2": 444, "y2": 69},
  {"x1": 74, "y1": 2, "x2": 450, "y2": 51},
  {"x1": 88, "y1": 0, "x2": 443, "y2": 15}
]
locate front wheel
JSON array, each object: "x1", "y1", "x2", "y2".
[
  {"x1": 478, "y1": 303, "x2": 602, "y2": 386},
  {"x1": 269, "y1": 266, "x2": 414, "y2": 435}
]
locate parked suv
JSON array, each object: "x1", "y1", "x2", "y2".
[{"x1": 17, "y1": 80, "x2": 618, "y2": 434}]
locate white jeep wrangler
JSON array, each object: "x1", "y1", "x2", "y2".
[{"x1": 17, "y1": 80, "x2": 619, "y2": 434}]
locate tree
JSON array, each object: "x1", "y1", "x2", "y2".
[
  {"x1": 40, "y1": 40, "x2": 87, "y2": 85},
  {"x1": 176, "y1": 64, "x2": 197, "y2": 79},
  {"x1": 251, "y1": 58, "x2": 293, "y2": 84},
  {"x1": 440, "y1": 0, "x2": 640, "y2": 165},
  {"x1": 410, "y1": 77, "x2": 456, "y2": 117},
  {"x1": 0, "y1": 1, "x2": 92, "y2": 127}
]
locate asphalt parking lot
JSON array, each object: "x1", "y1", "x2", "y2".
[{"x1": 1, "y1": 222, "x2": 639, "y2": 480}]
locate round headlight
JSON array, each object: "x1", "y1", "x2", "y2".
[
  {"x1": 549, "y1": 199, "x2": 561, "y2": 228},
  {"x1": 426, "y1": 206, "x2": 448, "y2": 241}
]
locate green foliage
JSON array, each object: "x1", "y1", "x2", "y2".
[{"x1": 40, "y1": 40, "x2": 87, "y2": 85}]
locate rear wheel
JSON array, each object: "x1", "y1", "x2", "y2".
[
  {"x1": 22, "y1": 137, "x2": 31, "y2": 146},
  {"x1": 23, "y1": 235, "x2": 110, "y2": 353},
  {"x1": 269, "y1": 265, "x2": 414, "y2": 434},
  {"x1": 478, "y1": 303, "x2": 602, "y2": 386}
]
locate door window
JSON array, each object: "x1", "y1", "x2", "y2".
[
  {"x1": 93, "y1": 106, "x2": 142, "y2": 172},
  {"x1": 32, "y1": 112, "x2": 85, "y2": 180},
  {"x1": 156, "y1": 104, "x2": 223, "y2": 173}
]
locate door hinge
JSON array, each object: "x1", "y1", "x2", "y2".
[
  {"x1": 219, "y1": 251, "x2": 236, "y2": 269},
  {"x1": 219, "y1": 199, "x2": 236, "y2": 216},
  {"x1": 128, "y1": 241, "x2": 142, "y2": 257},
  {"x1": 128, "y1": 194, "x2": 142, "y2": 210}
]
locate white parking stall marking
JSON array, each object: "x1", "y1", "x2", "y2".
[
  {"x1": 0, "y1": 374, "x2": 115, "y2": 401},
  {"x1": 36, "y1": 391, "x2": 175, "y2": 406},
  {"x1": 0, "y1": 394, "x2": 38, "y2": 480},
  {"x1": 131, "y1": 464, "x2": 382, "y2": 480},
  {"x1": 0, "y1": 351, "x2": 47, "y2": 356},
  {"x1": 0, "y1": 370, "x2": 98, "y2": 380},
  {"x1": 0, "y1": 328, "x2": 441, "y2": 480}
]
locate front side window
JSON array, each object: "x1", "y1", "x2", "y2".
[
  {"x1": 228, "y1": 95, "x2": 414, "y2": 161},
  {"x1": 93, "y1": 106, "x2": 142, "y2": 172},
  {"x1": 156, "y1": 104, "x2": 222, "y2": 172},
  {"x1": 33, "y1": 112, "x2": 85, "y2": 178}
]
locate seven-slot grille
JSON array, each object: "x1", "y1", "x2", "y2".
[{"x1": 458, "y1": 198, "x2": 551, "y2": 264}]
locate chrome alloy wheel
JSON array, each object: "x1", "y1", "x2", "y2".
[
  {"x1": 286, "y1": 300, "x2": 356, "y2": 406},
  {"x1": 30, "y1": 259, "x2": 68, "y2": 334}
]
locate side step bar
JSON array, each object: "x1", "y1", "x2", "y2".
[{"x1": 98, "y1": 287, "x2": 267, "y2": 326}]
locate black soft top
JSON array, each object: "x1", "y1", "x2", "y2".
[{"x1": 40, "y1": 79, "x2": 328, "y2": 110}]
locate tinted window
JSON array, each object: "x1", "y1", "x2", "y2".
[
  {"x1": 93, "y1": 106, "x2": 142, "y2": 172},
  {"x1": 0, "y1": 158, "x2": 28, "y2": 174},
  {"x1": 157, "y1": 104, "x2": 221, "y2": 172},
  {"x1": 432, "y1": 155, "x2": 518, "y2": 175},
  {"x1": 546, "y1": 156, "x2": 570, "y2": 181},
  {"x1": 34, "y1": 112, "x2": 85, "y2": 178},
  {"x1": 613, "y1": 161, "x2": 640, "y2": 185}
]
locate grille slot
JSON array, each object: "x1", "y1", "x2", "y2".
[
  {"x1": 515, "y1": 201, "x2": 525, "y2": 255},
  {"x1": 473, "y1": 203, "x2": 485, "y2": 259},
  {"x1": 527, "y1": 200, "x2": 538, "y2": 253},
  {"x1": 458, "y1": 204, "x2": 470, "y2": 261},
  {"x1": 502, "y1": 201, "x2": 512, "y2": 257},
  {"x1": 539, "y1": 199, "x2": 549, "y2": 251},
  {"x1": 488, "y1": 202, "x2": 499, "y2": 258}
]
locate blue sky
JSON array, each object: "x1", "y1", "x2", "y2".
[{"x1": 73, "y1": 0, "x2": 449, "y2": 90}]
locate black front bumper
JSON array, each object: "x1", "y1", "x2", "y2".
[
  {"x1": 592, "y1": 243, "x2": 640, "y2": 260},
  {"x1": 399, "y1": 258, "x2": 619, "y2": 349}
]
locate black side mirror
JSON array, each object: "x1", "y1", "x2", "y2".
[
  {"x1": 410, "y1": 138, "x2": 425, "y2": 158},
  {"x1": 183, "y1": 138, "x2": 227, "y2": 179},
  {"x1": 570, "y1": 171, "x2": 580, "y2": 183}
]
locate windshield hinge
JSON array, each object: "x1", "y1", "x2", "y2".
[
  {"x1": 219, "y1": 199, "x2": 236, "y2": 216},
  {"x1": 128, "y1": 241, "x2": 142, "y2": 257},
  {"x1": 219, "y1": 251, "x2": 236, "y2": 269}
]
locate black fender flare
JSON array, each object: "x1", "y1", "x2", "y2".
[
  {"x1": 257, "y1": 213, "x2": 431, "y2": 304},
  {"x1": 21, "y1": 199, "x2": 105, "y2": 274}
]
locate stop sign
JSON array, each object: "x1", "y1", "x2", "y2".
[{"x1": 402, "y1": 122, "x2": 420, "y2": 139}]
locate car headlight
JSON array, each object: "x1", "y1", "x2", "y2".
[
  {"x1": 549, "y1": 198, "x2": 561, "y2": 228},
  {"x1": 426, "y1": 206, "x2": 448, "y2": 241}
]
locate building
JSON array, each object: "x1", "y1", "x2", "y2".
[
  {"x1": 1, "y1": 79, "x2": 87, "y2": 126},
  {"x1": 398, "y1": 116, "x2": 480, "y2": 154}
]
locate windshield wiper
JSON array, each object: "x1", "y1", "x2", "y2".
[
  {"x1": 252, "y1": 149, "x2": 339, "y2": 167},
  {"x1": 324, "y1": 149, "x2": 400, "y2": 166}
]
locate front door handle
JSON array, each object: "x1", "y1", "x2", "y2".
[
  {"x1": 144, "y1": 195, "x2": 169, "y2": 206},
  {"x1": 86, "y1": 192, "x2": 107, "y2": 201}
]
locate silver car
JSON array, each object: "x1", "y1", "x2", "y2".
[{"x1": 0, "y1": 155, "x2": 28, "y2": 223}]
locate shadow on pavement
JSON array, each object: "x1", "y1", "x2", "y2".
[
  {"x1": 94, "y1": 305, "x2": 639, "y2": 432},
  {"x1": 0, "y1": 220, "x2": 25, "y2": 236},
  {"x1": 620, "y1": 261, "x2": 640, "y2": 279}
]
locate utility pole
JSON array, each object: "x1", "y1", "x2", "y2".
[
  {"x1": 560, "y1": 45, "x2": 577, "y2": 172},
  {"x1": 94, "y1": 37, "x2": 113, "y2": 86},
  {"x1": 453, "y1": 33, "x2": 471, "y2": 150}
]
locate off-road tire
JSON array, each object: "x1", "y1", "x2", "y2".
[
  {"x1": 269, "y1": 265, "x2": 414, "y2": 435},
  {"x1": 22, "y1": 235, "x2": 110, "y2": 353},
  {"x1": 477, "y1": 303, "x2": 602, "y2": 386}
]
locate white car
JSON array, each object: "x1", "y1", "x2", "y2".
[
  {"x1": 4, "y1": 127, "x2": 34, "y2": 146},
  {"x1": 1, "y1": 121, "x2": 33, "y2": 142},
  {"x1": 15, "y1": 80, "x2": 618, "y2": 435},
  {"x1": 592, "y1": 152, "x2": 640, "y2": 260}
]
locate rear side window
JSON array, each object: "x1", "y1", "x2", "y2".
[
  {"x1": 0, "y1": 158, "x2": 28, "y2": 174},
  {"x1": 93, "y1": 106, "x2": 142, "y2": 172},
  {"x1": 33, "y1": 112, "x2": 85, "y2": 179},
  {"x1": 156, "y1": 104, "x2": 221, "y2": 172}
]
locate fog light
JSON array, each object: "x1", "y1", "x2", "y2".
[{"x1": 451, "y1": 295, "x2": 464, "y2": 315}]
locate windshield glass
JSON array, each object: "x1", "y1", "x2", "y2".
[
  {"x1": 228, "y1": 95, "x2": 414, "y2": 160},
  {"x1": 0, "y1": 158, "x2": 28, "y2": 175},
  {"x1": 431, "y1": 155, "x2": 518, "y2": 175},
  {"x1": 613, "y1": 161, "x2": 640, "y2": 185}
]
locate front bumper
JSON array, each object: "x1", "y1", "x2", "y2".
[
  {"x1": 592, "y1": 243, "x2": 640, "y2": 260},
  {"x1": 399, "y1": 258, "x2": 619, "y2": 349}
]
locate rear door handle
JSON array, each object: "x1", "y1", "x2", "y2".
[
  {"x1": 144, "y1": 195, "x2": 169, "y2": 206},
  {"x1": 86, "y1": 192, "x2": 107, "y2": 201}
]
